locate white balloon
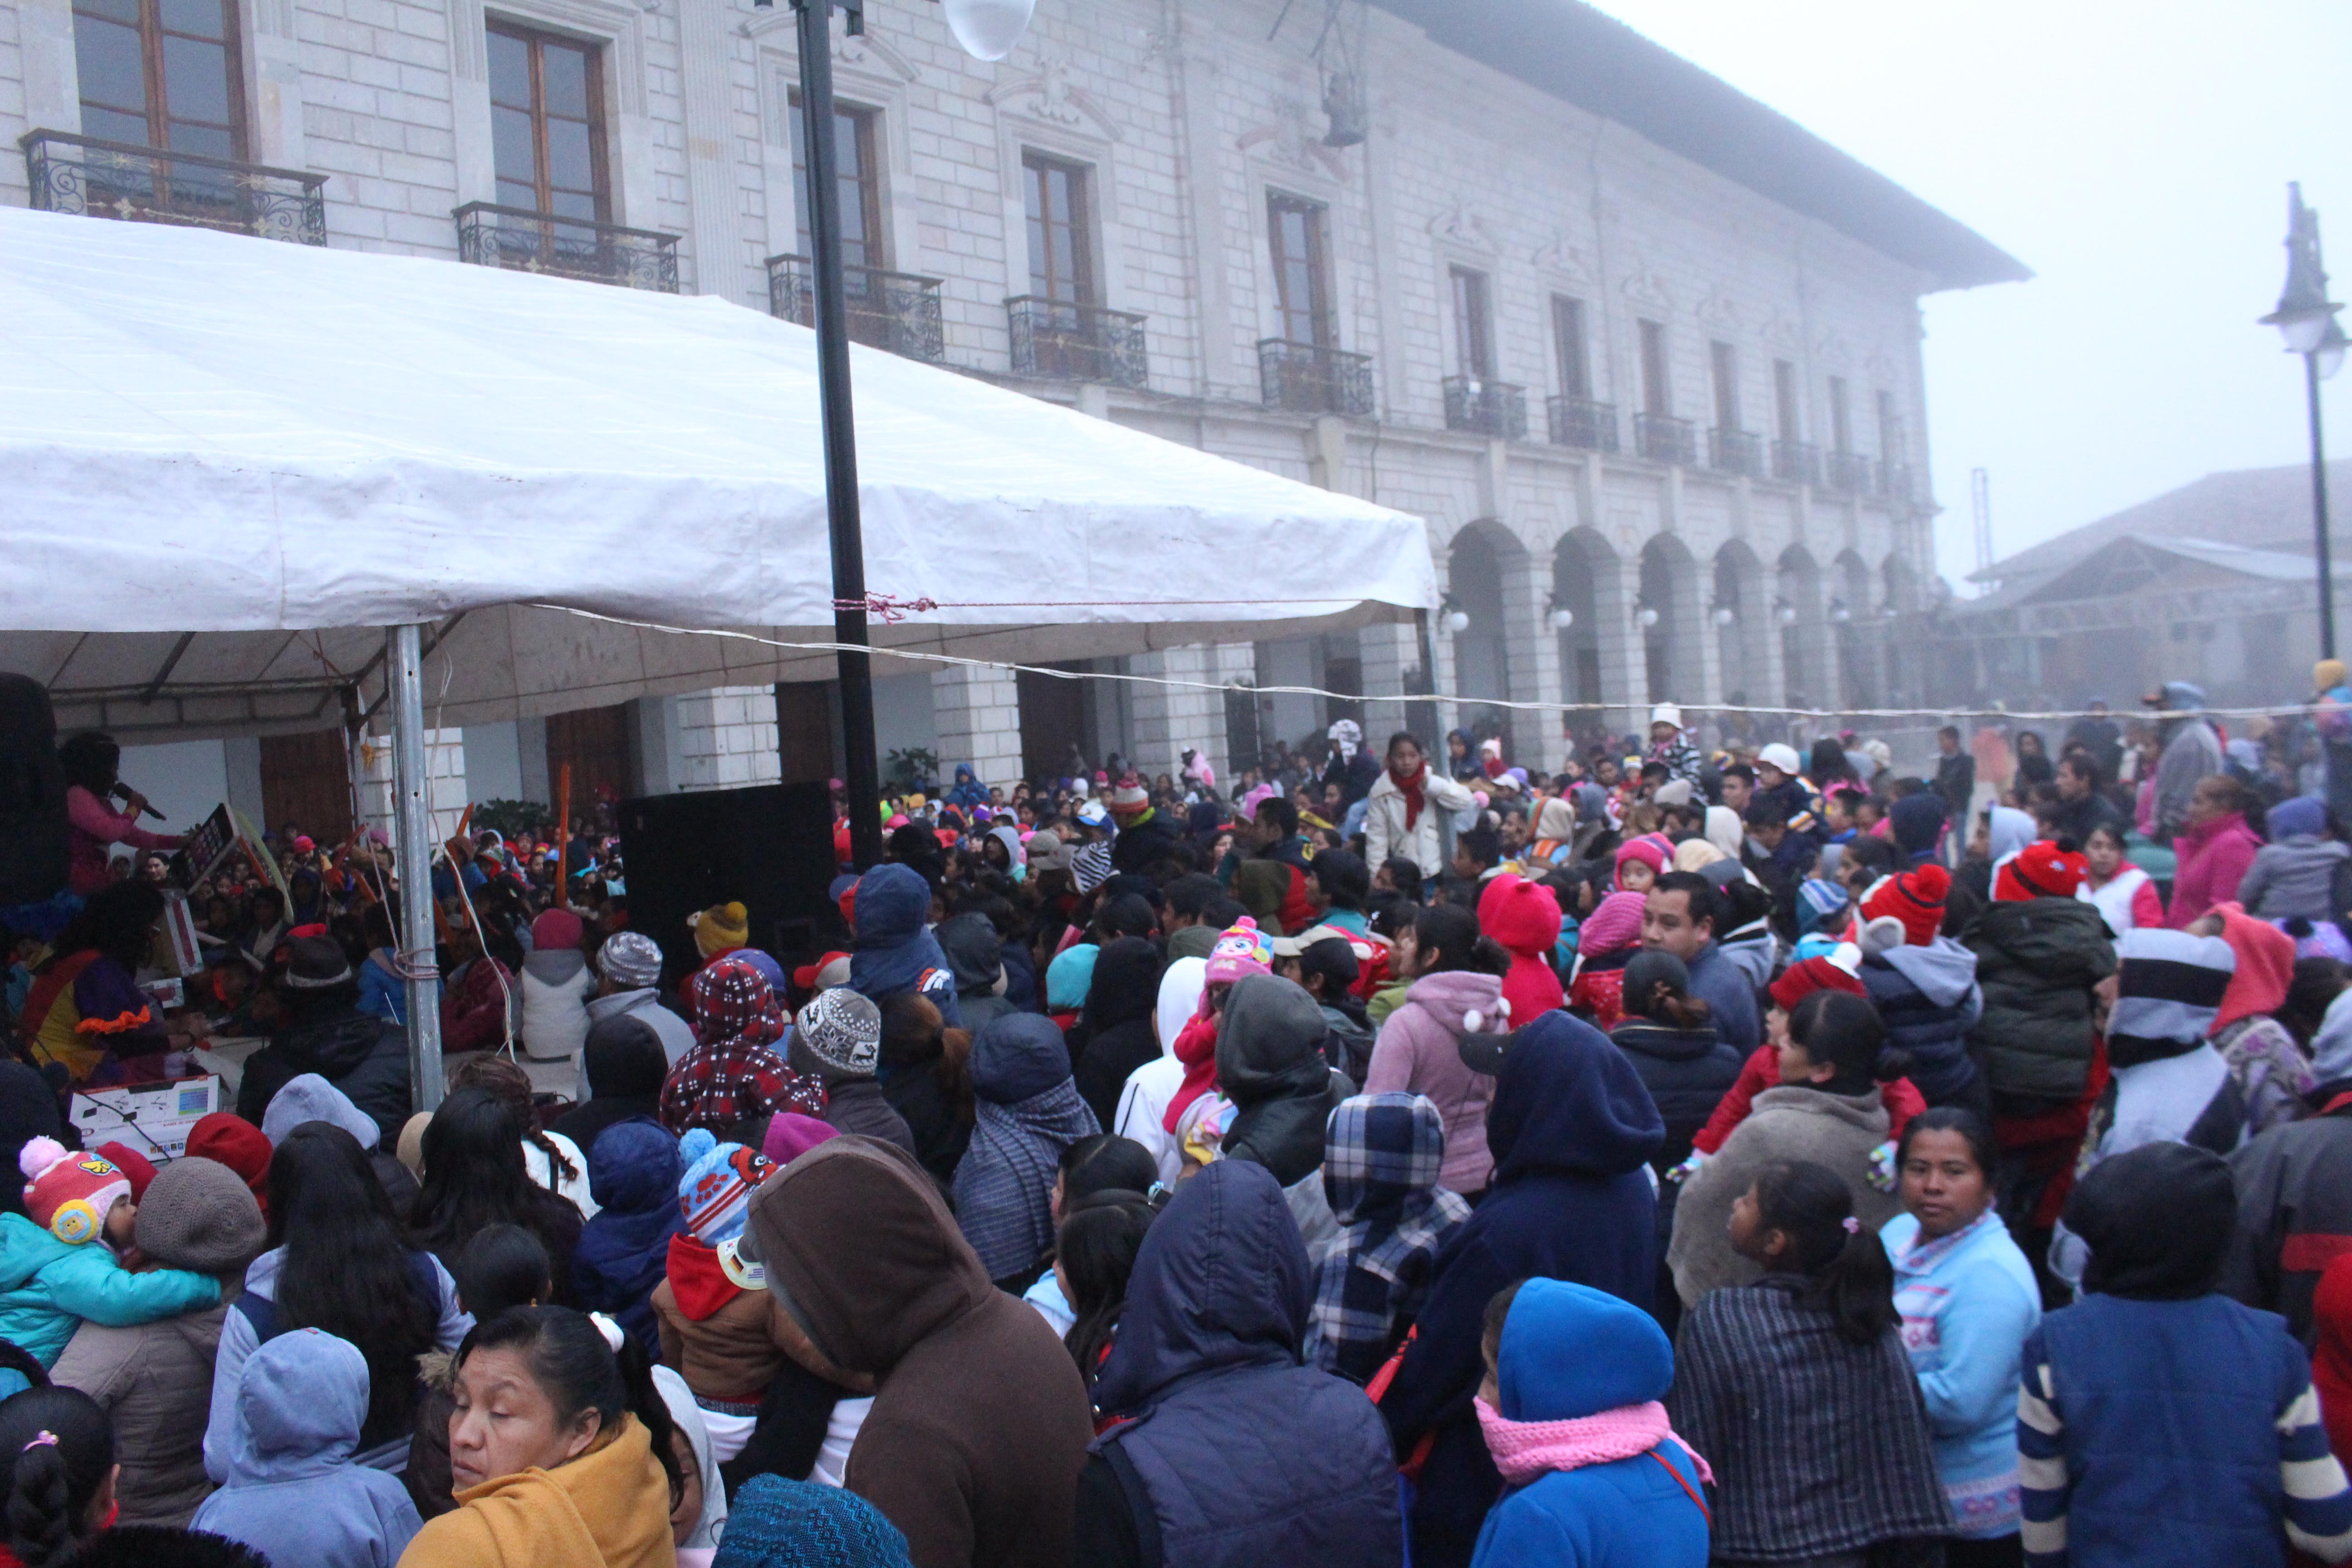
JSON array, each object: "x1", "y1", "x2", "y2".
[{"x1": 941, "y1": 0, "x2": 1036, "y2": 60}]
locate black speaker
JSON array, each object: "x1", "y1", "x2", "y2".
[
  {"x1": 0, "y1": 674, "x2": 68, "y2": 908},
  {"x1": 617, "y1": 782, "x2": 846, "y2": 990}
]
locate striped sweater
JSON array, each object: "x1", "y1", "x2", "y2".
[{"x1": 2019, "y1": 1293, "x2": 2352, "y2": 1566}]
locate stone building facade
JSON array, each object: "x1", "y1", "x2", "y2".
[{"x1": 0, "y1": 0, "x2": 2020, "y2": 818}]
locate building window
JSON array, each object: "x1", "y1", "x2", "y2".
[
  {"x1": 73, "y1": 0, "x2": 245, "y2": 157},
  {"x1": 1450, "y1": 266, "x2": 1494, "y2": 381},
  {"x1": 1876, "y1": 390, "x2": 1903, "y2": 465},
  {"x1": 1773, "y1": 359, "x2": 1801, "y2": 441},
  {"x1": 1023, "y1": 152, "x2": 1095, "y2": 305},
  {"x1": 489, "y1": 24, "x2": 608, "y2": 220},
  {"x1": 1551, "y1": 295, "x2": 1589, "y2": 400},
  {"x1": 1828, "y1": 375, "x2": 1853, "y2": 454},
  {"x1": 1638, "y1": 318, "x2": 1670, "y2": 415},
  {"x1": 789, "y1": 96, "x2": 882, "y2": 271},
  {"x1": 1267, "y1": 193, "x2": 1332, "y2": 348},
  {"x1": 1710, "y1": 340, "x2": 1741, "y2": 431}
]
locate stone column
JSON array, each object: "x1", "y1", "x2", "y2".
[
  {"x1": 929, "y1": 663, "x2": 1023, "y2": 790},
  {"x1": 1359, "y1": 621, "x2": 1419, "y2": 749},
  {"x1": 358, "y1": 726, "x2": 468, "y2": 841},
  {"x1": 1590, "y1": 550, "x2": 1646, "y2": 736},
  {"x1": 1127, "y1": 646, "x2": 1224, "y2": 784},
  {"x1": 1498, "y1": 543, "x2": 1567, "y2": 774},
  {"x1": 675, "y1": 686, "x2": 783, "y2": 793}
]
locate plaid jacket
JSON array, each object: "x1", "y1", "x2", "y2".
[
  {"x1": 1303, "y1": 1092, "x2": 1470, "y2": 1384},
  {"x1": 661, "y1": 1038, "x2": 825, "y2": 1135}
]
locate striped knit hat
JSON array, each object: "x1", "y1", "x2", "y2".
[
  {"x1": 2109, "y1": 929, "x2": 2235, "y2": 1066},
  {"x1": 675, "y1": 1128, "x2": 774, "y2": 1246}
]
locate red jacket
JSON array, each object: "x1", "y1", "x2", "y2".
[
  {"x1": 1692, "y1": 1045, "x2": 1925, "y2": 1157},
  {"x1": 2168, "y1": 811, "x2": 2263, "y2": 928}
]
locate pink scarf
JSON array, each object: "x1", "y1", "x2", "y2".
[{"x1": 1475, "y1": 1396, "x2": 1712, "y2": 1487}]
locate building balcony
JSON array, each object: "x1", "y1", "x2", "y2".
[
  {"x1": 1005, "y1": 296, "x2": 1148, "y2": 388},
  {"x1": 1634, "y1": 412, "x2": 1698, "y2": 466},
  {"x1": 1772, "y1": 439, "x2": 1821, "y2": 486},
  {"x1": 453, "y1": 202, "x2": 678, "y2": 292},
  {"x1": 767, "y1": 255, "x2": 946, "y2": 363},
  {"x1": 1547, "y1": 396, "x2": 1618, "y2": 453},
  {"x1": 21, "y1": 129, "x2": 325, "y2": 245},
  {"x1": 1708, "y1": 426, "x2": 1765, "y2": 478},
  {"x1": 1258, "y1": 339, "x2": 1375, "y2": 416},
  {"x1": 1443, "y1": 376, "x2": 1528, "y2": 440},
  {"x1": 1825, "y1": 450, "x2": 1877, "y2": 494},
  {"x1": 1879, "y1": 462, "x2": 1916, "y2": 504}
]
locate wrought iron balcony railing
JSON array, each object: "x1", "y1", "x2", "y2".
[
  {"x1": 767, "y1": 255, "x2": 946, "y2": 363},
  {"x1": 1547, "y1": 396, "x2": 1618, "y2": 453},
  {"x1": 1708, "y1": 426, "x2": 1765, "y2": 478},
  {"x1": 1005, "y1": 296, "x2": 1149, "y2": 388},
  {"x1": 21, "y1": 129, "x2": 326, "y2": 245},
  {"x1": 1772, "y1": 439, "x2": 1822, "y2": 486},
  {"x1": 1879, "y1": 462, "x2": 1915, "y2": 504},
  {"x1": 1258, "y1": 339, "x2": 1375, "y2": 416},
  {"x1": 1825, "y1": 450, "x2": 1877, "y2": 494},
  {"x1": 1634, "y1": 412, "x2": 1698, "y2": 466},
  {"x1": 1443, "y1": 376, "x2": 1528, "y2": 440},
  {"x1": 454, "y1": 201, "x2": 678, "y2": 292}
]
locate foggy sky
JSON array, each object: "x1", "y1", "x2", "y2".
[{"x1": 1584, "y1": 0, "x2": 2352, "y2": 593}]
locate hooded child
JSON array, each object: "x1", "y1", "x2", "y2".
[
  {"x1": 570, "y1": 1119, "x2": 685, "y2": 1362},
  {"x1": 519, "y1": 907, "x2": 598, "y2": 1068},
  {"x1": 651, "y1": 1129, "x2": 784, "y2": 1466},
  {"x1": 953, "y1": 1015, "x2": 1102, "y2": 1288},
  {"x1": 1111, "y1": 957, "x2": 1208, "y2": 1187},
  {"x1": 1303, "y1": 1092, "x2": 1471, "y2": 1384},
  {"x1": 1477, "y1": 875, "x2": 1565, "y2": 1027},
  {"x1": 849, "y1": 864, "x2": 961, "y2": 1029}
]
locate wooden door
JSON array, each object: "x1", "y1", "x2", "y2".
[{"x1": 259, "y1": 729, "x2": 354, "y2": 843}]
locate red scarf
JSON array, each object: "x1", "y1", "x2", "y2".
[
  {"x1": 1161, "y1": 1011, "x2": 1222, "y2": 1133},
  {"x1": 1391, "y1": 764, "x2": 1427, "y2": 833}
]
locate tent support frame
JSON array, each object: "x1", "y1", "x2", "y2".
[{"x1": 387, "y1": 622, "x2": 444, "y2": 1112}]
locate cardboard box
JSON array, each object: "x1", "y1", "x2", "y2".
[{"x1": 69, "y1": 1075, "x2": 220, "y2": 1163}]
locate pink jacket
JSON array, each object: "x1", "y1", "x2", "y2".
[
  {"x1": 66, "y1": 785, "x2": 177, "y2": 897},
  {"x1": 2168, "y1": 812, "x2": 2263, "y2": 929},
  {"x1": 1363, "y1": 968, "x2": 1508, "y2": 1194}
]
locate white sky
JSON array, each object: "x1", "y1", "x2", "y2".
[{"x1": 1582, "y1": 0, "x2": 2352, "y2": 592}]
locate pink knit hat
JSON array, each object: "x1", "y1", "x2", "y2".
[
  {"x1": 1203, "y1": 917, "x2": 1275, "y2": 987},
  {"x1": 20, "y1": 1139, "x2": 128, "y2": 1246},
  {"x1": 1577, "y1": 890, "x2": 1649, "y2": 959}
]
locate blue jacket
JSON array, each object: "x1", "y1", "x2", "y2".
[
  {"x1": 0, "y1": 1211, "x2": 219, "y2": 1367},
  {"x1": 1861, "y1": 937, "x2": 1984, "y2": 1107},
  {"x1": 572, "y1": 1118, "x2": 684, "y2": 1360},
  {"x1": 1682, "y1": 943, "x2": 1761, "y2": 1055},
  {"x1": 192, "y1": 1327, "x2": 421, "y2": 1568},
  {"x1": 849, "y1": 864, "x2": 961, "y2": 1029},
  {"x1": 1469, "y1": 1280, "x2": 1708, "y2": 1568},
  {"x1": 1088, "y1": 1161, "x2": 1401, "y2": 1568},
  {"x1": 1382, "y1": 1012, "x2": 1665, "y2": 1568}
]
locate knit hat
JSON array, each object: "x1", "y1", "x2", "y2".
[
  {"x1": 795, "y1": 988, "x2": 882, "y2": 1077},
  {"x1": 530, "y1": 908, "x2": 583, "y2": 952},
  {"x1": 1109, "y1": 780, "x2": 1150, "y2": 813},
  {"x1": 1045, "y1": 942, "x2": 1099, "y2": 1010},
  {"x1": 710, "y1": 1473, "x2": 911, "y2": 1568},
  {"x1": 92, "y1": 1143, "x2": 156, "y2": 1205},
  {"x1": 282, "y1": 934, "x2": 353, "y2": 990},
  {"x1": 2320, "y1": 660, "x2": 2350, "y2": 694},
  {"x1": 2063, "y1": 1140, "x2": 2236, "y2": 1301},
  {"x1": 19, "y1": 1138, "x2": 128, "y2": 1245},
  {"x1": 133, "y1": 1155, "x2": 265, "y2": 1274},
  {"x1": 1797, "y1": 878, "x2": 1849, "y2": 936},
  {"x1": 675, "y1": 1127, "x2": 774, "y2": 1246},
  {"x1": 1613, "y1": 836, "x2": 1667, "y2": 888},
  {"x1": 1576, "y1": 890, "x2": 1648, "y2": 959},
  {"x1": 186, "y1": 1112, "x2": 274, "y2": 1210},
  {"x1": 1768, "y1": 943, "x2": 1867, "y2": 1010},
  {"x1": 1757, "y1": 743, "x2": 1802, "y2": 776},
  {"x1": 2109, "y1": 928, "x2": 2235, "y2": 1061},
  {"x1": 760, "y1": 1112, "x2": 839, "y2": 1168},
  {"x1": 598, "y1": 931, "x2": 665, "y2": 990},
  {"x1": 692, "y1": 902, "x2": 750, "y2": 958},
  {"x1": 1995, "y1": 840, "x2": 2088, "y2": 902},
  {"x1": 1024, "y1": 829, "x2": 1073, "y2": 875},
  {"x1": 1860, "y1": 864, "x2": 1951, "y2": 949},
  {"x1": 1203, "y1": 917, "x2": 1276, "y2": 987},
  {"x1": 259, "y1": 1072, "x2": 380, "y2": 1151}
]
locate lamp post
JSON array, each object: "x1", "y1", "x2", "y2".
[
  {"x1": 2260, "y1": 181, "x2": 2347, "y2": 660},
  {"x1": 774, "y1": 0, "x2": 1034, "y2": 870}
]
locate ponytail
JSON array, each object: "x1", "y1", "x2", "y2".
[
  {"x1": 1750, "y1": 1160, "x2": 1896, "y2": 1346},
  {"x1": 608, "y1": 1322, "x2": 683, "y2": 1512},
  {"x1": 0, "y1": 1387, "x2": 112, "y2": 1568},
  {"x1": 1057, "y1": 1190, "x2": 1158, "y2": 1391}
]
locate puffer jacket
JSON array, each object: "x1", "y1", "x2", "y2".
[
  {"x1": 235, "y1": 1005, "x2": 413, "y2": 1151},
  {"x1": 653, "y1": 1235, "x2": 787, "y2": 1405},
  {"x1": 2238, "y1": 834, "x2": 2351, "y2": 924},
  {"x1": 50, "y1": 1300, "x2": 231, "y2": 1525},
  {"x1": 0, "y1": 1212, "x2": 219, "y2": 1368},
  {"x1": 569, "y1": 1120, "x2": 682, "y2": 1361},
  {"x1": 1363, "y1": 969, "x2": 1509, "y2": 1195},
  {"x1": 1965, "y1": 897, "x2": 2116, "y2": 1102},
  {"x1": 2166, "y1": 811, "x2": 2263, "y2": 928},
  {"x1": 1861, "y1": 936, "x2": 1985, "y2": 1110},
  {"x1": 1606, "y1": 1017, "x2": 1741, "y2": 1173},
  {"x1": 519, "y1": 945, "x2": 597, "y2": 1063}
]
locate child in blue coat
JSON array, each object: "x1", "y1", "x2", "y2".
[
  {"x1": 0, "y1": 1138, "x2": 217, "y2": 1367},
  {"x1": 1469, "y1": 1278, "x2": 1710, "y2": 1568}
]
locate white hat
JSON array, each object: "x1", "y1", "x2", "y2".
[
  {"x1": 1758, "y1": 742, "x2": 1802, "y2": 775},
  {"x1": 1650, "y1": 703, "x2": 1683, "y2": 730}
]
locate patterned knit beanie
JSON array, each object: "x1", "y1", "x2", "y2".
[
  {"x1": 796, "y1": 988, "x2": 882, "y2": 1077},
  {"x1": 711, "y1": 1473, "x2": 911, "y2": 1568},
  {"x1": 20, "y1": 1138, "x2": 128, "y2": 1245},
  {"x1": 1203, "y1": 917, "x2": 1275, "y2": 987},
  {"x1": 598, "y1": 931, "x2": 665, "y2": 990},
  {"x1": 676, "y1": 1128, "x2": 774, "y2": 1247}
]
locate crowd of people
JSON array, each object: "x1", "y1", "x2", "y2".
[{"x1": 2, "y1": 675, "x2": 2352, "y2": 1565}]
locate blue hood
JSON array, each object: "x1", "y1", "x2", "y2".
[
  {"x1": 589, "y1": 1118, "x2": 682, "y2": 1213},
  {"x1": 849, "y1": 864, "x2": 958, "y2": 1027},
  {"x1": 1498, "y1": 1278, "x2": 1672, "y2": 1421},
  {"x1": 1486, "y1": 1011, "x2": 1663, "y2": 1183},
  {"x1": 230, "y1": 1327, "x2": 368, "y2": 1481},
  {"x1": 1091, "y1": 1160, "x2": 1307, "y2": 1414},
  {"x1": 969, "y1": 1013, "x2": 1072, "y2": 1104},
  {"x1": 853, "y1": 863, "x2": 930, "y2": 947}
]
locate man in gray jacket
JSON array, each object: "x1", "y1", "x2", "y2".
[{"x1": 2149, "y1": 681, "x2": 2224, "y2": 844}]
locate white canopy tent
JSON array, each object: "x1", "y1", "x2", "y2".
[{"x1": 0, "y1": 203, "x2": 1433, "y2": 1105}]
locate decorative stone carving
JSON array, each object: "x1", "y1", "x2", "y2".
[
  {"x1": 1531, "y1": 228, "x2": 1592, "y2": 282},
  {"x1": 985, "y1": 54, "x2": 1122, "y2": 140},
  {"x1": 1428, "y1": 201, "x2": 1499, "y2": 253}
]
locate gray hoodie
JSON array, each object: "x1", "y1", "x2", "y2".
[
  {"x1": 2237, "y1": 835, "x2": 2350, "y2": 924},
  {"x1": 192, "y1": 1328, "x2": 423, "y2": 1568},
  {"x1": 586, "y1": 985, "x2": 698, "y2": 1068}
]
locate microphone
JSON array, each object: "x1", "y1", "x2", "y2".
[{"x1": 110, "y1": 784, "x2": 165, "y2": 822}]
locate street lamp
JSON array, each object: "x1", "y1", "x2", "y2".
[
  {"x1": 1546, "y1": 592, "x2": 1575, "y2": 631},
  {"x1": 1441, "y1": 594, "x2": 1471, "y2": 634},
  {"x1": 769, "y1": 0, "x2": 1034, "y2": 868},
  {"x1": 2260, "y1": 181, "x2": 2345, "y2": 658}
]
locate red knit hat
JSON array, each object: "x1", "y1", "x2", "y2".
[
  {"x1": 1860, "y1": 864, "x2": 1951, "y2": 948},
  {"x1": 1995, "y1": 841, "x2": 2088, "y2": 902},
  {"x1": 19, "y1": 1138, "x2": 129, "y2": 1245},
  {"x1": 1769, "y1": 944, "x2": 1867, "y2": 1011},
  {"x1": 93, "y1": 1142, "x2": 157, "y2": 1204}
]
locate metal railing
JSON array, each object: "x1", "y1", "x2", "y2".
[
  {"x1": 1547, "y1": 396, "x2": 1618, "y2": 453},
  {"x1": 1772, "y1": 439, "x2": 1821, "y2": 485},
  {"x1": 1257, "y1": 339, "x2": 1376, "y2": 416},
  {"x1": 453, "y1": 201, "x2": 678, "y2": 292},
  {"x1": 1443, "y1": 376, "x2": 1528, "y2": 439},
  {"x1": 1825, "y1": 450, "x2": 1877, "y2": 494},
  {"x1": 767, "y1": 255, "x2": 946, "y2": 363},
  {"x1": 1634, "y1": 412, "x2": 1697, "y2": 466},
  {"x1": 20, "y1": 129, "x2": 326, "y2": 245},
  {"x1": 1708, "y1": 426, "x2": 1764, "y2": 477},
  {"x1": 1005, "y1": 296, "x2": 1149, "y2": 388}
]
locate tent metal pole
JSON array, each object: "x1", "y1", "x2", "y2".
[{"x1": 387, "y1": 622, "x2": 444, "y2": 1112}]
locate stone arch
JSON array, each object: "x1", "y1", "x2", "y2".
[
  {"x1": 1834, "y1": 548, "x2": 1876, "y2": 709},
  {"x1": 1553, "y1": 527, "x2": 1616, "y2": 710},
  {"x1": 1713, "y1": 539, "x2": 1773, "y2": 711},
  {"x1": 1445, "y1": 519, "x2": 1527, "y2": 755},
  {"x1": 1776, "y1": 544, "x2": 1826, "y2": 713},
  {"x1": 1639, "y1": 533, "x2": 1700, "y2": 709}
]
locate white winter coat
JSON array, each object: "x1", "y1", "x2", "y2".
[{"x1": 1362, "y1": 767, "x2": 1477, "y2": 878}]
